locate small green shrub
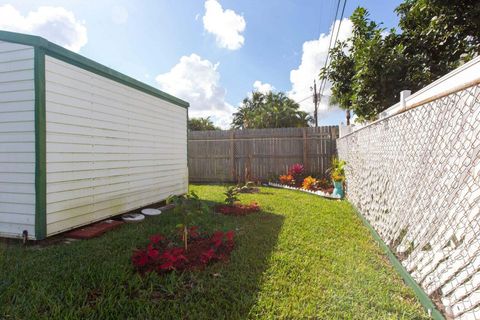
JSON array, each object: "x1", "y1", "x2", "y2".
[
  {"x1": 224, "y1": 186, "x2": 239, "y2": 206},
  {"x1": 167, "y1": 191, "x2": 210, "y2": 251}
]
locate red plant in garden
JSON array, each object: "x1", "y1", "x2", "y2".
[
  {"x1": 132, "y1": 227, "x2": 235, "y2": 274},
  {"x1": 149, "y1": 234, "x2": 165, "y2": 244},
  {"x1": 215, "y1": 202, "x2": 260, "y2": 216},
  {"x1": 225, "y1": 230, "x2": 234, "y2": 241},
  {"x1": 277, "y1": 163, "x2": 306, "y2": 188},
  {"x1": 290, "y1": 163, "x2": 304, "y2": 176},
  {"x1": 132, "y1": 250, "x2": 149, "y2": 267}
]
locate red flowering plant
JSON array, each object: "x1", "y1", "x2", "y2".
[
  {"x1": 290, "y1": 163, "x2": 304, "y2": 176},
  {"x1": 278, "y1": 163, "x2": 306, "y2": 187},
  {"x1": 132, "y1": 227, "x2": 235, "y2": 274}
]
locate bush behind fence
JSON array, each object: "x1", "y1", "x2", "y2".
[{"x1": 188, "y1": 126, "x2": 339, "y2": 183}]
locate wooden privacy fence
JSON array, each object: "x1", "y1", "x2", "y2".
[{"x1": 188, "y1": 126, "x2": 339, "y2": 182}]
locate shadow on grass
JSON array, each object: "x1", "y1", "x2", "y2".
[
  {"x1": 144, "y1": 201, "x2": 285, "y2": 319},
  {"x1": 0, "y1": 200, "x2": 284, "y2": 319}
]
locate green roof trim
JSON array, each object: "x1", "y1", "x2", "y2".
[
  {"x1": 0, "y1": 30, "x2": 189, "y2": 109},
  {"x1": 34, "y1": 47, "x2": 47, "y2": 240}
]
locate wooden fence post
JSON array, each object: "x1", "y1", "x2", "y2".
[
  {"x1": 330, "y1": 126, "x2": 338, "y2": 157},
  {"x1": 230, "y1": 130, "x2": 235, "y2": 182},
  {"x1": 303, "y1": 128, "x2": 308, "y2": 169}
]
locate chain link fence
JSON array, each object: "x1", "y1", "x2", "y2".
[{"x1": 338, "y1": 82, "x2": 480, "y2": 319}]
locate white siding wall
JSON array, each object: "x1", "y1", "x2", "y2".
[
  {"x1": 0, "y1": 41, "x2": 36, "y2": 238},
  {"x1": 45, "y1": 56, "x2": 188, "y2": 236}
]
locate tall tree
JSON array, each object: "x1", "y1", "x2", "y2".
[
  {"x1": 396, "y1": 0, "x2": 480, "y2": 89},
  {"x1": 321, "y1": 7, "x2": 409, "y2": 121},
  {"x1": 188, "y1": 117, "x2": 219, "y2": 131},
  {"x1": 231, "y1": 91, "x2": 312, "y2": 129},
  {"x1": 321, "y1": 1, "x2": 479, "y2": 122}
]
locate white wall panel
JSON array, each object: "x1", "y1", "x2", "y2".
[
  {"x1": 0, "y1": 41, "x2": 35, "y2": 239},
  {"x1": 45, "y1": 56, "x2": 188, "y2": 236}
]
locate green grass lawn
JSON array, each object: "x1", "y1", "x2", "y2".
[{"x1": 0, "y1": 184, "x2": 428, "y2": 319}]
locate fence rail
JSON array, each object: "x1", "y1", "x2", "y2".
[{"x1": 188, "y1": 126, "x2": 339, "y2": 182}]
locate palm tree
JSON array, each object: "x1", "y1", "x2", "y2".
[
  {"x1": 232, "y1": 91, "x2": 312, "y2": 129},
  {"x1": 188, "y1": 117, "x2": 219, "y2": 131}
]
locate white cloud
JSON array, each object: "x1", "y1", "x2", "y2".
[
  {"x1": 252, "y1": 80, "x2": 275, "y2": 94},
  {"x1": 202, "y1": 0, "x2": 246, "y2": 50},
  {"x1": 156, "y1": 54, "x2": 235, "y2": 129},
  {"x1": 288, "y1": 18, "x2": 353, "y2": 120},
  {"x1": 112, "y1": 6, "x2": 128, "y2": 24},
  {"x1": 0, "y1": 4, "x2": 87, "y2": 52}
]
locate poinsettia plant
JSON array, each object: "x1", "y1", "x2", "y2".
[{"x1": 132, "y1": 227, "x2": 235, "y2": 274}]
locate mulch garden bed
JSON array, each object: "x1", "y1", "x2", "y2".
[
  {"x1": 132, "y1": 227, "x2": 235, "y2": 274},
  {"x1": 215, "y1": 202, "x2": 261, "y2": 216}
]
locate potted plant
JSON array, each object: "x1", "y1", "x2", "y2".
[{"x1": 329, "y1": 158, "x2": 346, "y2": 198}]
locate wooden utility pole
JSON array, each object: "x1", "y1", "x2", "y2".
[{"x1": 230, "y1": 130, "x2": 236, "y2": 181}]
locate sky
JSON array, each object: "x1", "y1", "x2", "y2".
[{"x1": 0, "y1": 0, "x2": 403, "y2": 128}]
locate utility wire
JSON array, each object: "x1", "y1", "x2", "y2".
[
  {"x1": 295, "y1": 94, "x2": 314, "y2": 104},
  {"x1": 332, "y1": 0, "x2": 348, "y2": 50},
  {"x1": 317, "y1": 0, "x2": 341, "y2": 95},
  {"x1": 311, "y1": 0, "x2": 341, "y2": 127},
  {"x1": 318, "y1": 0, "x2": 348, "y2": 105},
  {"x1": 318, "y1": 0, "x2": 343, "y2": 98}
]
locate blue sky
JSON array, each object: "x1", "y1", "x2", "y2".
[{"x1": 0, "y1": 0, "x2": 403, "y2": 128}]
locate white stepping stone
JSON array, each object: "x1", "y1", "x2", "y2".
[
  {"x1": 122, "y1": 213, "x2": 145, "y2": 223},
  {"x1": 141, "y1": 208, "x2": 162, "y2": 216}
]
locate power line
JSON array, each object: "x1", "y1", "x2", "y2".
[
  {"x1": 312, "y1": 0, "x2": 341, "y2": 127},
  {"x1": 321, "y1": 0, "x2": 341, "y2": 77},
  {"x1": 332, "y1": 0, "x2": 348, "y2": 51},
  {"x1": 318, "y1": 0, "x2": 348, "y2": 108},
  {"x1": 318, "y1": 0, "x2": 343, "y2": 99},
  {"x1": 295, "y1": 94, "x2": 314, "y2": 104}
]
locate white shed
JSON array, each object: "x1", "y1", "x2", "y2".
[{"x1": 0, "y1": 31, "x2": 189, "y2": 240}]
